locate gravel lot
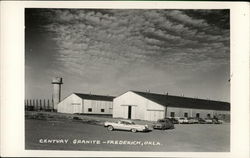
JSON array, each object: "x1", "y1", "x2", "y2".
[{"x1": 25, "y1": 116, "x2": 230, "y2": 152}]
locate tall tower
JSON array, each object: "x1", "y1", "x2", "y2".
[{"x1": 52, "y1": 77, "x2": 63, "y2": 111}]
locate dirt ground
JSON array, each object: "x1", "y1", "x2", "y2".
[{"x1": 25, "y1": 112, "x2": 230, "y2": 152}]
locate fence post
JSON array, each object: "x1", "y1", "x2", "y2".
[
  {"x1": 33, "y1": 99, "x2": 35, "y2": 110},
  {"x1": 39, "y1": 99, "x2": 42, "y2": 111},
  {"x1": 52, "y1": 99, "x2": 54, "y2": 112},
  {"x1": 33, "y1": 100, "x2": 35, "y2": 110},
  {"x1": 30, "y1": 99, "x2": 32, "y2": 110},
  {"x1": 36, "y1": 99, "x2": 39, "y2": 111},
  {"x1": 47, "y1": 99, "x2": 50, "y2": 110},
  {"x1": 43, "y1": 99, "x2": 46, "y2": 111}
]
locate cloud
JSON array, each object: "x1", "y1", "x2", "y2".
[
  {"x1": 31, "y1": 9, "x2": 229, "y2": 80},
  {"x1": 166, "y1": 10, "x2": 209, "y2": 27}
]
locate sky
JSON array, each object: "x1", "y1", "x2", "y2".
[{"x1": 25, "y1": 9, "x2": 230, "y2": 102}]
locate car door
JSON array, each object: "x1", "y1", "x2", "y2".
[
  {"x1": 123, "y1": 122, "x2": 132, "y2": 131},
  {"x1": 117, "y1": 121, "x2": 129, "y2": 130},
  {"x1": 113, "y1": 121, "x2": 123, "y2": 129}
]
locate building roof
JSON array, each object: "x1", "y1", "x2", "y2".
[
  {"x1": 74, "y1": 93, "x2": 115, "y2": 101},
  {"x1": 132, "y1": 91, "x2": 230, "y2": 111}
]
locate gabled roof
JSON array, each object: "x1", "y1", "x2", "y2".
[
  {"x1": 132, "y1": 91, "x2": 230, "y2": 111},
  {"x1": 74, "y1": 93, "x2": 115, "y2": 101}
]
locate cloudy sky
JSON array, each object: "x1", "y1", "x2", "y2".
[{"x1": 25, "y1": 9, "x2": 230, "y2": 102}]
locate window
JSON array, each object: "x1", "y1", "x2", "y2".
[
  {"x1": 170, "y1": 112, "x2": 175, "y2": 117},
  {"x1": 101, "y1": 109, "x2": 105, "y2": 112},
  {"x1": 184, "y1": 113, "x2": 188, "y2": 117},
  {"x1": 207, "y1": 114, "x2": 211, "y2": 118},
  {"x1": 88, "y1": 108, "x2": 92, "y2": 112},
  {"x1": 196, "y1": 113, "x2": 200, "y2": 118}
]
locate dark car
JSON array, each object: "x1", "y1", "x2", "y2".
[
  {"x1": 197, "y1": 118, "x2": 206, "y2": 124},
  {"x1": 168, "y1": 117, "x2": 179, "y2": 124},
  {"x1": 153, "y1": 118, "x2": 174, "y2": 130}
]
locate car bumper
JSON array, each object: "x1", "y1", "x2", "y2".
[{"x1": 137, "y1": 128, "x2": 149, "y2": 132}]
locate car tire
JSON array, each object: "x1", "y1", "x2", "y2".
[
  {"x1": 107, "y1": 125, "x2": 114, "y2": 131},
  {"x1": 131, "y1": 128, "x2": 137, "y2": 133}
]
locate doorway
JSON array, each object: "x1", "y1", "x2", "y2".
[
  {"x1": 196, "y1": 113, "x2": 200, "y2": 118},
  {"x1": 184, "y1": 112, "x2": 188, "y2": 117},
  {"x1": 128, "y1": 106, "x2": 132, "y2": 119}
]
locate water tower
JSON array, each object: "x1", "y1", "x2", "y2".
[{"x1": 52, "y1": 77, "x2": 63, "y2": 111}]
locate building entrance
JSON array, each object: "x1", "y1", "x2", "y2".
[
  {"x1": 128, "y1": 106, "x2": 132, "y2": 119},
  {"x1": 196, "y1": 113, "x2": 200, "y2": 118}
]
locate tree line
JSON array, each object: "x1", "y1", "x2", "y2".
[{"x1": 25, "y1": 99, "x2": 54, "y2": 111}]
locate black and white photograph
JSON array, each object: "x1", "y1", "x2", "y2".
[
  {"x1": 24, "y1": 8, "x2": 232, "y2": 152},
  {"x1": 1, "y1": 1, "x2": 250, "y2": 157}
]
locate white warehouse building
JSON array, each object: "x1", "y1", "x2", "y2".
[
  {"x1": 57, "y1": 93, "x2": 114, "y2": 115},
  {"x1": 113, "y1": 91, "x2": 230, "y2": 121}
]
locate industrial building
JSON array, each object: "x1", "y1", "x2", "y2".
[
  {"x1": 57, "y1": 93, "x2": 114, "y2": 115},
  {"x1": 113, "y1": 91, "x2": 230, "y2": 121},
  {"x1": 51, "y1": 77, "x2": 230, "y2": 121}
]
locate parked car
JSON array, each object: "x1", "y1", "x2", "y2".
[
  {"x1": 187, "y1": 117, "x2": 199, "y2": 124},
  {"x1": 104, "y1": 120, "x2": 149, "y2": 133},
  {"x1": 167, "y1": 117, "x2": 179, "y2": 124},
  {"x1": 153, "y1": 118, "x2": 174, "y2": 130},
  {"x1": 193, "y1": 118, "x2": 199, "y2": 124},
  {"x1": 218, "y1": 119, "x2": 224, "y2": 124},
  {"x1": 197, "y1": 118, "x2": 206, "y2": 124},
  {"x1": 212, "y1": 118, "x2": 223, "y2": 124},
  {"x1": 175, "y1": 117, "x2": 189, "y2": 124},
  {"x1": 204, "y1": 118, "x2": 213, "y2": 124}
]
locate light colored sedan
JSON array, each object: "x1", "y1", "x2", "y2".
[
  {"x1": 187, "y1": 117, "x2": 199, "y2": 124},
  {"x1": 175, "y1": 117, "x2": 189, "y2": 124},
  {"x1": 104, "y1": 120, "x2": 149, "y2": 133},
  {"x1": 204, "y1": 118, "x2": 213, "y2": 124}
]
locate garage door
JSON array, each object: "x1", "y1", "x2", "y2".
[{"x1": 146, "y1": 110, "x2": 165, "y2": 121}]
